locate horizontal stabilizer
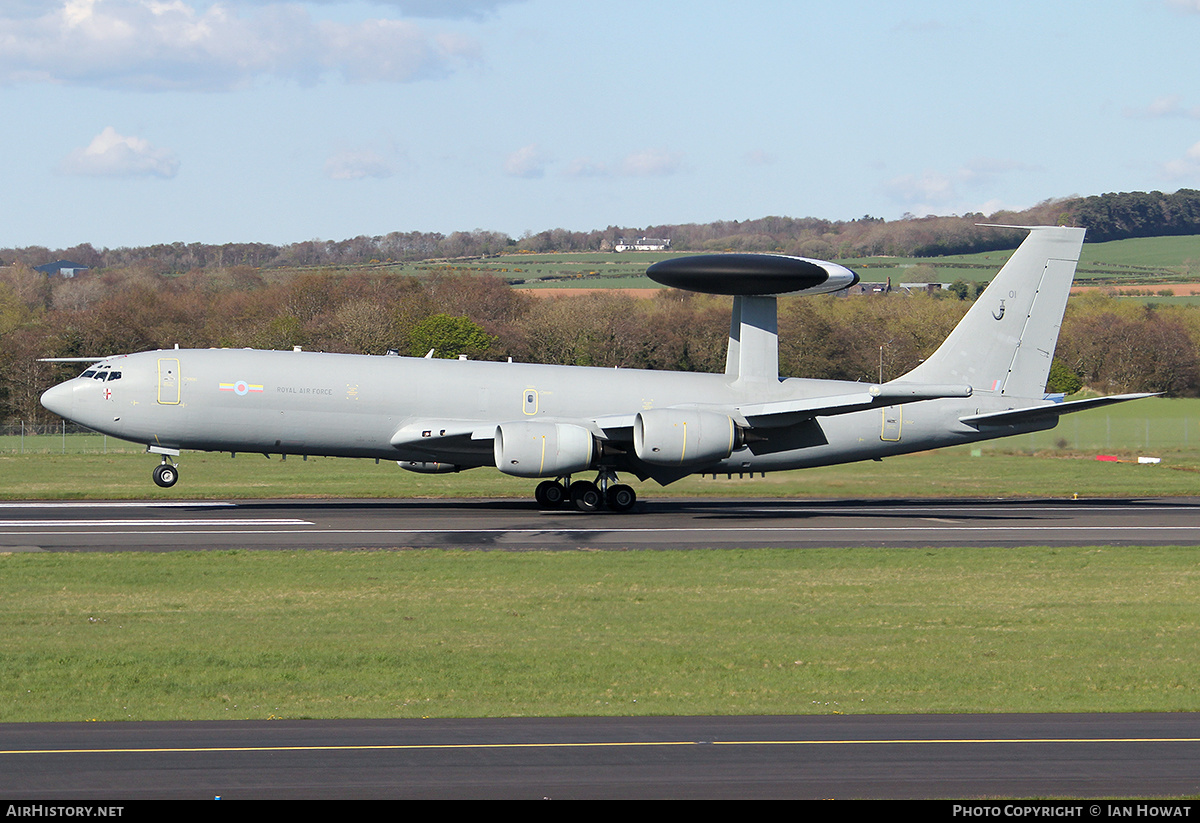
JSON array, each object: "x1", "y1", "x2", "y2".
[
  {"x1": 874, "y1": 382, "x2": 974, "y2": 403},
  {"x1": 959, "y1": 393, "x2": 1157, "y2": 427}
]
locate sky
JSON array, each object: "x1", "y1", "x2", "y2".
[{"x1": 3, "y1": 0, "x2": 1200, "y2": 249}]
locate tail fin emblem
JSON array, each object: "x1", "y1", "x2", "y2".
[{"x1": 992, "y1": 299, "x2": 1006, "y2": 321}]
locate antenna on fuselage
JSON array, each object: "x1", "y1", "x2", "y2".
[{"x1": 645, "y1": 253, "x2": 858, "y2": 383}]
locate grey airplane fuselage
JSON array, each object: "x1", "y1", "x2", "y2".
[{"x1": 43, "y1": 346, "x2": 1050, "y2": 479}]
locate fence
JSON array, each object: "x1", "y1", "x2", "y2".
[
  {"x1": 973, "y1": 405, "x2": 1200, "y2": 454},
  {"x1": 0, "y1": 422, "x2": 142, "y2": 454}
]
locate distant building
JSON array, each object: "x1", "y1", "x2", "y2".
[
  {"x1": 898, "y1": 282, "x2": 952, "y2": 294},
  {"x1": 850, "y1": 282, "x2": 891, "y2": 295},
  {"x1": 34, "y1": 260, "x2": 90, "y2": 278},
  {"x1": 848, "y1": 277, "x2": 891, "y2": 295},
  {"x1": 614, "y1": 237, "x2": 671, "y2": 252}
]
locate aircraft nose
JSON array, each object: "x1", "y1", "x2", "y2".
[{"x1": 40, "y1": 381, "x2": 75, "y2": 419}]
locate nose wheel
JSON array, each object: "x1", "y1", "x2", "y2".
[{"x1": 152, "y1": 461, "x2": 179, "y2": 488}]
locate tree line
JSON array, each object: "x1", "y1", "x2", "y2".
[
  {"x1": 4, "y1": 189, "x2": 1197, "y2": 274},
  {"x1": 3, "y1": 261, "x2": 1199, "y2": 427}
]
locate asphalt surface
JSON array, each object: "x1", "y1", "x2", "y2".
[
  {"x1": 3, "y1": 496, "x2": 1200, "y2": 552},
  {"x1": 5, "y1": 497, "x2": 1199, "y2": 799},
  {"x1": 3, "y1": 713, "x2": 1200, "y2": 799}
]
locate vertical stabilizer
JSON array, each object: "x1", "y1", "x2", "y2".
[
  {"x1": 900, "y1": 225, "x2": 1085, "y2": 399},
  {"x1": 726, "y1": 295, "x2": 779, "y2": 382}
]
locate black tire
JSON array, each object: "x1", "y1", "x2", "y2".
[
  {"x1": 535, "y1": 480, "x2": 567, "y2": 508},
  {"x1": 605, "y1": 484, "x2": 636, "y2": 512},
  {"x1": 152, "y1": 464, "x2": 178, "y2": 488},
  {"x1": 568, "y1": 480, "x2": 602, "y2": 513}
]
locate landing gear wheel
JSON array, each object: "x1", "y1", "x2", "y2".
[
  {"x1": 605, "y1": 484, "x2": 636, "y2": 512},
  {"x1": 152, "y1": 463, "x2": 178, "y2": 488},
  {"x1": 535, "y1": 480, "x2": 568, "y2": 509},
  {"x1": 569, "y1": 480, "x2": 603, "y2": 513}
]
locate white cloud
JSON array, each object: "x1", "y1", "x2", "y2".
[
  {"x1": 1162, "y1": 140, "x2": 1200, "y2": 180},
  {"x1": 883, "y1": 170, "x2": 957, "y2": 206},
  {"x1": 619, "y1": 148, "x2": 683, "y2": 177},
  {"x1": 883, "y1": 158, "x2": 1039, "y2": 212},
  {"x1": 59, "y1": 126, "x2": 180, "y2": 178},
  {"x1": 504, "y1": 144, "x2": 551, "y2": 179},
  {"x1": 0, "y1": 1, "x2": 480, "y2": 91},
  {"x1": 1124, "y1": 95, "x2": 1200, "y2": 119},
  {"x1": 560, "y1": 148, "x2": 684, "y2": 179},
  {"x1": 325, "y1": 148, "x2": 395, "y2": 180},
  {"x1": 232, "y1": 0, "x2": 521, "y2": 19}
]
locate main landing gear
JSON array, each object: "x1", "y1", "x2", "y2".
[
  {"x1": 152, "y1": 458, "x2": 179, "y2": 488},
  {"x1": 534, "y1": 471, "x2": 637, "y2": 513}
]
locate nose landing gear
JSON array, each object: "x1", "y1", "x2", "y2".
[{"x1": 152, "y1": 457, "x2": 179, "y2": 488}]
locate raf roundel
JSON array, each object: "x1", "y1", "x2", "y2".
[{"x1": 218, "y1": 380, "x2": 264, "y2": 396}]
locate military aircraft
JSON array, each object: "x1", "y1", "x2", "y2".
[{"x1": 39, "y1": 225, "x2": 1150, "y2": 512}]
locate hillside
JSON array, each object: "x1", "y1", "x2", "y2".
[{"x1": 2, "y1": 189, "x2": 1197, "y2": 275}]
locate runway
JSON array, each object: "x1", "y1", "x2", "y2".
[
  {"x1": 6, "y1": 496, "x2": 1198, "y2": 799},
  {"x1": 1, "y1": 496, "x2": 1200, "y2": 551},
  {"x1": 3, "y1": 713, "x2": 1200, "y2": 799}
]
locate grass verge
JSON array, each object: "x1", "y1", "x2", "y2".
[
  {"x1": 0, "y1": 445, "x2": 1199, "y2": 500},
  {"x1": 2, "y1": 546, "x2": 1198, "y2": 722}
]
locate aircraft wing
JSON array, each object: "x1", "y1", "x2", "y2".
[
  {"x1": 959, "y1": 393, "x2": 1158, "y2": 427},
  {"x1": 734, "y1": 382, "x2": 973, "y2": 428},
  {"x1": 588, "y1": 397, "x2": 882, "y2": 439},
  {"x1": 589, "y1": 382, "x2": 974, "y2": 437}
]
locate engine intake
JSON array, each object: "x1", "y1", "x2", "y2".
[
  {"x1": 494, "y1": 421, "x2": 596, "y2": 478},
  {"x1": 634, "y1": 409, "x2": 740, "y2": 467}
]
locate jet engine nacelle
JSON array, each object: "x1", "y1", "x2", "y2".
[
  {"x1": 494, "y1": 421, "x2": 596, "y2": 478},
  {"x1": 634, "y1": 409, "x2": 740, "y2": 467}
]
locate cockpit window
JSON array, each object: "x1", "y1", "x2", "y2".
[
  {"x1": 108, "y1": 372, "x2": 121, "y2": 381},
  {"x1": 94, "y1": 372, "x2": 108, "y2": 381},
  {"x1": 81, "y1": 370, "x2": 96, "y2": 378}
]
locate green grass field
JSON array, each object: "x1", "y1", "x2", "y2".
[
  {"x1": 3, "y1": 546, "x2": 1198, "y2": 721},
  {"x1": 842, "y1": 235, "x2": 1199, "y2": 285},
  {"x1": 258, "y1": 234, "x2": 1197, "y2": 293}
]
